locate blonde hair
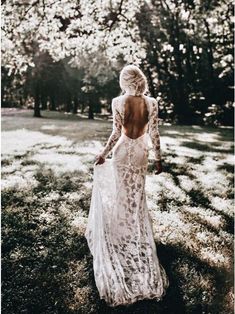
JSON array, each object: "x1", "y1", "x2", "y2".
[{"x1": 119, "y1": 64, "x2": 148, "y2": 96}]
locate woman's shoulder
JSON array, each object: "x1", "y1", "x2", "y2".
[
  {"x1": 113, "y1": 95, "x2": 125, "y2": 101},
  {"x1": 143, "y1": 95, "x2": 158, "y2": 111},
  {"x1": 111, "y1": 95, "x2": 126, "y2": 110},
  {"x1": 144, "y1": 95, "x2": 157, "y2": 102}
]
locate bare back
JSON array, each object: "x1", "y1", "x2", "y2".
[{"x1": 123, "y1": 95, "x2": 149, "y2": 139}]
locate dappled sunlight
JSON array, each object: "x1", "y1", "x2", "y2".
[
  {"x1": 1, "y1": 170, "x2": 39, "y2": 190},
  {"x1": 43, "y1": 191, "x2": 61, "y2": 202},
  {"x1": 30, "y1": 152, "x2": 88, "y2": 174},
  {"x1": 151, "y1": 204, "x2": 232, "y2": 269},
  {"x1": 38, "y1": 212, "x2": 56, "y2": 224},
  {"x1": 146, "y1": 172, "x2": 191, "y2": 205},
  {"x1": 1, "y1": 0, "x2": 233, "y2": 309},
  {"x1": 150, "y1": 208, "x2": 192, "y2": 246},
  {"x1": 1, "y1": 160, "x2": 23, "y2": 174},
  {"x1": 63, "y1": 191, "x2": 85, "y2": 201},
  {"x1": 174, "y1": 145, "x2": 204, "y2": 158},
  {"x1": 210, "y1": 196, "x2": 233, "y2": 217},
  {"x1": 178, "y1": 175, "x2": 198, "y2": 192},
  {"x1": 40, "y1": 124, "x2": 60, "y2": 130},
  {"x1": 72, "y1": 140, "x2": 103, "y2": 155},
  {"x1": 183, "y1": 206, "x2": 225, "y2": 229},
  {"x1": 146, "y1": 134, "x2": 233, "y2": 275},
  {"x1": 200, "y1": 247, "x2": 231, "y2": 269},
  {"x1": 167, "y1": 155, "x2": 189, "y2": 165},
  {"x1": 1, "y1": 129, "x2": 73, "y2": 157},
  {"x1": 179, "y1": 131, "x2": 231, "y2": 147},
  {"x1": 188, "y1": 131, "x2": 221, "y2": 142},
  {"x1": 71, "y1": 216, "x2": 88, "y2": 235},
  {"x1": 222, "y1": 154, "x2": 234, "y2": 165},
  {"x1": 1, "y1": 121, "x2": 233, "y2": 313},
  {"x1": 158, "y1": 134, "x2": 206, "y2": 159},
  {"x1": 196, "y1": 171, "x2": 231, "y2": 197},
  {"x1": 158, "y1": 135, "x2": 182, "y2": 148},
  {"x1": 1, "y1": 129, "x2": 103, "y2": 180},
  {"x1": 74, "y1": 286, "x2": 93, "y2": 308}
]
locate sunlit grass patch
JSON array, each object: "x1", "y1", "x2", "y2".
[
  {"x1": 1, "y1": 159, "x2": 23, "y2": 174},
  {"x1": 1, "y1": 159, "x2": 41, "y2": 193},
  {"x1": 1, "y1": 128, "x2": 73, "y2": 158},
  {"x1": 210, "y1": 196, "x2": 233, "y2": 217},
  {"x1": 30, "y1": 152, "x2": 88, "y2": 174},
  {"x1": 183, "y1": 206, "x2": 226, "y2": 229}
]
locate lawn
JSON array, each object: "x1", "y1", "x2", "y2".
[{"x1": 1, "y1": 108, "x2": 234, "y2": 314}]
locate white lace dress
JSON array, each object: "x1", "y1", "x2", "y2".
[{"x1": 85, "y1": 94, "x2": 169, "y2": 307}]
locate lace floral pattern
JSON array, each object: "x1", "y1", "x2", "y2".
[
  {"x1": 147, "y1": 98, "x2": 162, "y2": 161},
  {"x1": 85, "y1": 95, "x2": 169, "y2": 307},
  {"x1": 99, "y1": 98, "x2": 122, "y2": 159}
]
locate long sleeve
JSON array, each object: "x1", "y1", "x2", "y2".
[
  {"x1": 99, "y1": 98, "x2": 122, "y2": 158},
  {"x1": 148, "y1": 98, "x2": 161, "y2": 161}
]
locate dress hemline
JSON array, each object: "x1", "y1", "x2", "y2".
[{"x1": 101, "y1": 289, "x2": 168, "y2": 308}]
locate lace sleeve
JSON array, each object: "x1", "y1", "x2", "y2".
[
  {"x1": 99, "y1": 98, "x2": 122, "y2": 158},
  {"x1": 148, "y1": 98, "x2": 161, "y2": 161}
]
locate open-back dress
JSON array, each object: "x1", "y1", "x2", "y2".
[{"x1": 85, "y1": 93, "x2": 169, "y2": 307}]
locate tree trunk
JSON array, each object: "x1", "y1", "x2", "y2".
[
  {"x1": 170, "y1": 13, "x2": 192, "y2": 124},
  {"x1": 19, "y1": 96, "x2": 24, "y2": 108},
  {"x1": 204, "y1": 19, "x2": 215, "y2": 85},
  {"x1": 204, "y1": 18, "x2": 217, "y2": 104},
  {"x1": 34, "y1": 83, "x2": 41, "y2": 117},
  {"x1": 88, "y1": 104, "x2": 94, "y2": 119},
  {"x1": 41, "y1": 94, "x2": 47, "y2": 110},
  {"x1": 81, "y1": 103, "x2": 85, "y2": 113},
  {"x1": 49, "y1": 95, "x2": 56, "y2": 111},
  {"x1": 72, "y1": 96, "x2": 78, "y2": 114},
  {"x1": 66, "y1": 94, "x2": 71, "y2": 113}
]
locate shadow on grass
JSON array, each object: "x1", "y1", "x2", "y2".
[
  {"x1": 2, "y1": 194, "x2": 233, "y2": 314},
  {"x1": 2, "y1": 165, "x2": 94, "y2": 314},
  {"x1": 156, "y1": 243, "x2": 233, "y2": 314},
  {"x1": 161, "y1": 125, "x2": 233, "y2": 142},
  {"x1": 2, "y1": 202, "x2": 95, "y2": 314},
  {"x1": 2, "y1": 124, "x2": 234, "y2": 314},
  {"x1": 83, "y1": 239, "x2": 233, "y2": 314},
  {"x1": 181, "y1": 141, "x2": 233, "y2": 154},
  {"x1": 157, "y1": 156, "x2": 234, "y2": 235}
]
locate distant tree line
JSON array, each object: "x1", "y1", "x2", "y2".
[
  {"x1": 1, "y1": 53, "x2": 120, "y2": 119},
  {"x1": 1, "y1": 0, "x2": 234, "y2": 126}
]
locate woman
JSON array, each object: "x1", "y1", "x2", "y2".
[{"x1": 85, "y1": 64, "x2": 169, "y2": 307}]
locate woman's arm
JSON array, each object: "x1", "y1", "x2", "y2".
[
  {"x1": 148, "y1": 98, "x2": 161, "y2": 161},
  {"x1": 99, "y1": 98, "x2": 122, "y2": 159}
]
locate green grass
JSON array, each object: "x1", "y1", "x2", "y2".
[{"x1": 1, "y1": 109, "x2": 234, "y2": 313}]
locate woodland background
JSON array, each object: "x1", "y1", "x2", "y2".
[{"x1": 2, "y1": 0, "x2": 234, "y2": 125}]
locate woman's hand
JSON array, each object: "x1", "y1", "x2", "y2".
[
  {"x1": 155, "y1": 160, "x2": 162, "y2": 175},
  {"x1": 95, "y1": 155, "x2": 105, "y2": 165}
]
